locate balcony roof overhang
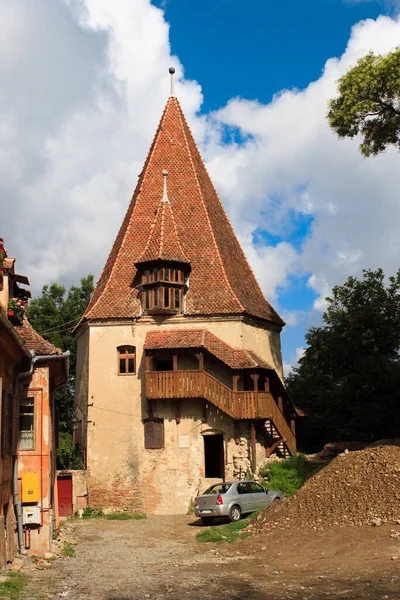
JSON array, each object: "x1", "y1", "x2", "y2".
[{"x1": 144, "y1": 328, "x2": 272, "y2": 370}]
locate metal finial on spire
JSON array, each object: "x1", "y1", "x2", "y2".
[
  {"x1": 161, "y1": 169, "x2": 169, "y2": 203},
  {"x1": 169, "y1": 67, "x2": 175, "y2": 97}
]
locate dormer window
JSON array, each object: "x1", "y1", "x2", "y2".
[
  {"x1": 139, "y1": 264, "x2": 187, "y2": 314},
  {"x1": 135, "y1": 170, "x2": 190, "y2": 317}
]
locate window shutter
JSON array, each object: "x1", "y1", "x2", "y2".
[{"x1": 144, "y1": 419, "x2": 164, "y2": 449}]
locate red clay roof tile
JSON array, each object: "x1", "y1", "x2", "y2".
[
  {"x1": 15, "y1": 319, "x2": 63, "y2": 356},
  {"x1": 144, "y1": 329, "x2": 273, "y2": 370}
]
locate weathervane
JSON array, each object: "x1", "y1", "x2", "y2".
[{"x1": 169, "y1": 67, "x2": 175, "y2": 97}]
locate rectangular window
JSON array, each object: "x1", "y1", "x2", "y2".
[
  {"x1": 118, "y1": 346, "x2": 136, "y2": 375},
  {"x1": 154, "y1": 268, "x2": 159, "y2": 282},
  {"x1": 144, "y1": 419, "x2": 164, "y2": 449},
  {"x1": 153, "y1": 288, "x2": 159, "y2": 307},
  {"x1": 164, "y1": 268, "x2": 169, "y2": 282},
  {"x1": 145, "y1": 289, "x2": 150, "y2": 310},
  {"x1": 19, "y1": 397, "x2": 35, "y2": 451},
  {"x1": 164, "y1": 287, "x2": 170, "y2": 308},
  {"x1": 145, "y1": 270, "x2": 150, "y2": 283},
  {"x1": 174, "y1": 289, "x2": 180, "y2": 310}
]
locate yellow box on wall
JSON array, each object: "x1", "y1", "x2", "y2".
[{"x1": 21, "y1": 472, "x2": 40, "y2": 503}]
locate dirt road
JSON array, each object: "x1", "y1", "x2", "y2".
[{"x1": 22, "y1": 515, "x2": 400, "y2": 600}]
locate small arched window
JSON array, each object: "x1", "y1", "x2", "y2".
[{"x1": 117, "y1": 346, "x2": 136, "y2": 375}]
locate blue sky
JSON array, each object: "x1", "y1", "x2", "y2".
[
  {"x1": 1, "y1": 0, "x2": 399, "y2": 374},
  {"x1": 157, "y1": 0, "x2": 382, "y2": 111}
]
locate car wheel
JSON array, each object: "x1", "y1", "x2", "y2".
[
  {"x1": 229, "y1": 505, "x2": 241, "y2": 522},
  {"x1": 201, "y1": 517, "x2": 213, "y2": 525},
  {"x1": 273, "y1": 496, "x2": 281, "y2": 503}
]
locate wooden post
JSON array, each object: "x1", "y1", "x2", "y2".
[
  {"x1": 195, "y1": 352, "x2": 204, "y2": 371},
  {"x1": 145, "y1": 354, "x2": 152, "y2": 372},
  {"x1": 290, "y1": 419, "x2": 296, "y2": 435},
  {"x1": 250, "y1": 423, "x2": 257, "y2": 474},
  {"x1": 250, "y1": 373, "x2": 259, "y2": 391},
  {"x1": 202, "y1": 401, "x2": 207, "y2": 423},
  {"x1": 172, "y1": 353, "x2": 178, "y2": 371},
  {"x1": 278, "y1": 396, "x2": 283, "y2": 412},
  {"x1": 264, "y1": 376, "x2": 270, "y2": 392},
  {"x1": 233, "y1": 374, "x2": 240, "y2": 391},
  {"x1": 175, "y1": 400, "x2": 181, "y2": 424},
  {"x1": 234, "y1": 421, "x2": 240, "y2": 444}
]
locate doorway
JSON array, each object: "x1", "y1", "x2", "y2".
[
  {"x1": 57, "y1": 476, "x2": 73, "y2": 517},
  {"x1": 204, "y1": 434, "x2": 224, "y2": 479}
]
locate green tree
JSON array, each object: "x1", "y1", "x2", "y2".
[
  {"x1": 327, "y1": 48, "x2": 400, "y2": 156},
  {"x1": 286, "y1": 269, "x2": 400, "y2": 451},
  {"x1": 27, "y1": 275, "x2": 94, "y2": 434}
]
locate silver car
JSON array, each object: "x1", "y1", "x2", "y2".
[{"x1": 194, "y1": 480, "x2": 282, "y2": 524}]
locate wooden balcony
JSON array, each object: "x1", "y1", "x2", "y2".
[{"x1": 145, "y1": 369, "x2": 296, "y2": 456}]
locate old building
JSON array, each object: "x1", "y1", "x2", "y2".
[
  {"x1": 74, "y1": 77, "x2": 297, "y2": 515},
  {"x1": 0, "y1": 238, "x2": 68, "y2": 557}
]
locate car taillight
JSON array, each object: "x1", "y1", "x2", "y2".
[
  {"x1": 194, "y1": 498, "x2": 197, "y2": 507},
  {"x1": 216, "y1": 494, "x2": 223, "y2": 505}
]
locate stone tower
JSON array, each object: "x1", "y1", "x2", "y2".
[{"x1": 74, "y1": 85, "x2": 297, "y2": 514}]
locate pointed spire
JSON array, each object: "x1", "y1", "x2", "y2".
[
  {"x1": 135, "y1": 170, "x2": 189, "y2": 266},
  {"x1": 84, "y1": 95, "x2": 284, "y2": 326},
  {"x1": 169, "y1": 67, "x2": 175, "y2": 98},
  {"x1": 161, "y1": 169, "x2": 169, "y2": 203}
]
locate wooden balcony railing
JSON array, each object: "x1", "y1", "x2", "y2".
[{"x1": 145, "y1": 369, "x2": 296, "y2": 455}]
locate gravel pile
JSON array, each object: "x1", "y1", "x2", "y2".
[{"x1": 252, "y1": 445, "x2": 400, "y2": 531}]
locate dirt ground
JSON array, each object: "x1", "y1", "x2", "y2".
[{"x1": 21, "y1": 515, "x2": 400, "y2": 600}]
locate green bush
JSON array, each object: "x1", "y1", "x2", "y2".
[
  {"x1": 57, "y1": 432, "x2": 84, "y2": 470},
  {"x1": 259, "y1": 453, "x2": 318, "y2": 496}
]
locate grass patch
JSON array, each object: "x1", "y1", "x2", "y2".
[
  {"x1": 104, "y1": 512, "x2": 146, "y2": 520},
  {"x1": 0, "y1": 572, "x2": 27, "y2": 599},
  {"x1": 259, "y1": 453, "x2": 322, "y2": 496},
  {"x1": 62, "y1": 542, "x2": 76, "y2": 557},
  {"x1": 196, "y1": 512, "x2": 257, "y2": 544},
  {"x1": 81, "y1": 506, "x2": 104, "y2": 519}
]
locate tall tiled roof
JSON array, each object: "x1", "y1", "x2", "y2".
[
  {"x1": 84, "y1": 97, "x2": 283, "y2": 326},
  {"x1": 15, "y1": 319, "x2": 63, "y2": 356},
  {"x1": 144, "y1": 329, "x2": 273, "y2": 370},
  {"x1": 136, "y1": 195, "x2": 189, "y2": 265}
]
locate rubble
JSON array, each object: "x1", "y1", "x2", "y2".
[{"x1": 253, "y1": 445, "x2": 400, "y2": 530}]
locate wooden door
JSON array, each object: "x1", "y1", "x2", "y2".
[{"x1": 57, "y1": 476, "x2": 73, "y2": 517}]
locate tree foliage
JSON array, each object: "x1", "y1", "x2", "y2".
[
  {"x1": 286, "y1": 269, "x2": 400, "y2": 450},
  {"x1": 27, "y1": 275, "x2": 94, "y2": 434},
  {"x1": 327, "y1": 48, "x2": 400, "y2": 156}
]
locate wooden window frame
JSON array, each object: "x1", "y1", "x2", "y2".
[
  {"x1": 19, "y1": 395, "x2": 36, "y2": 452},
  {"x1": 117, "y1": 346, "x2": 136, "y2": 376}
]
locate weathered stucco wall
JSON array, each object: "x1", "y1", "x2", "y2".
[
  {"x1": 79, "y1": 316, "x2": 281, "y2": 514},
  {"x1": 17, "y1": 366, "x2": 54, "y2": 554}
]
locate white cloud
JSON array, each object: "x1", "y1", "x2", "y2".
[
  {"x1": 1, "y1": 1, "x2": 400, "y2": 328},
  {"x1": 206, "y1": 15, "x2": 400, "y2": 308}
]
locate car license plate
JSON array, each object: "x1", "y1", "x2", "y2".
[{"x1": 201, "y1": 510, "x2": 212, "y2": 514}]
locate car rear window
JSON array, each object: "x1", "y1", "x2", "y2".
[{"x1": 203, "y1": 484, "x2": 232, "y2": 495}]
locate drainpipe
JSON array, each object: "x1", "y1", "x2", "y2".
[{"x1": 13, "y1": 350, "x2": 70, "y2": 553}]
